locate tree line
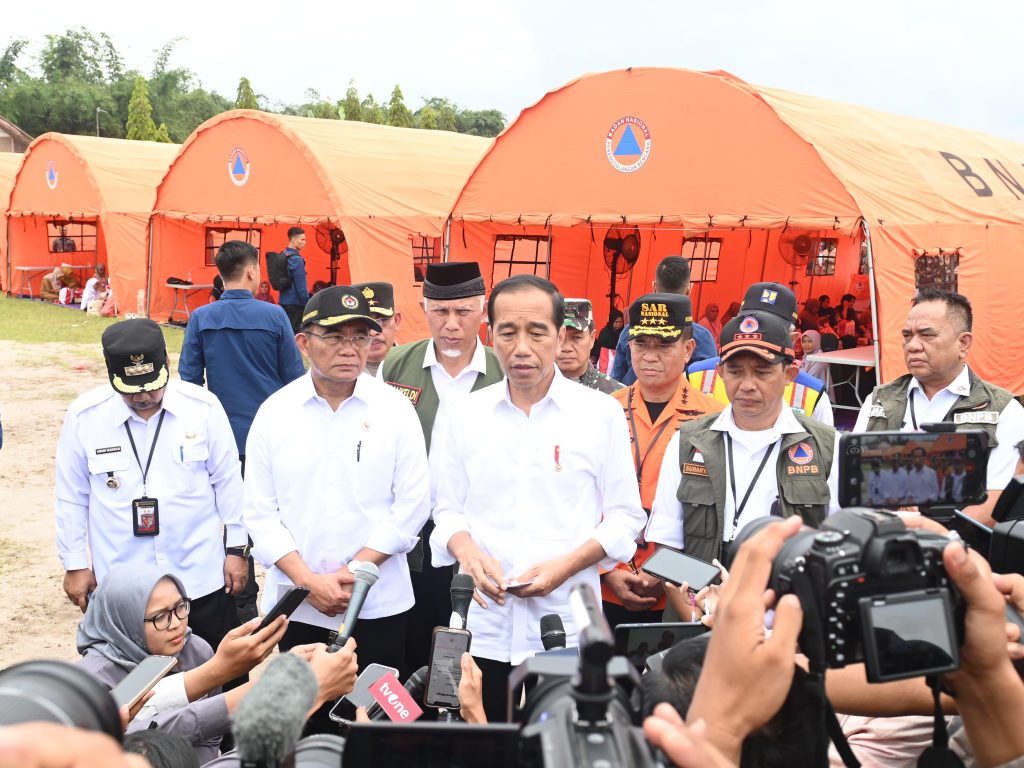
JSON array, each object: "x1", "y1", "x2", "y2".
[{"x1": 0, "y1": 28, "x2": 506, "y2": 144}]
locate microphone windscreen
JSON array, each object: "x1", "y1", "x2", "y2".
[
  {"x1": 540, "y1": 613, "x2": 567, "y2": 650},
  {"x1": 451, "y1": 573, "x2": 475, "y2": 594},
  {"x1": 351, "y1": 560, "x2": 380, "y2": 588},
  {"x1": 233, "y1": 653, "x2": 318, "y2": 767}
]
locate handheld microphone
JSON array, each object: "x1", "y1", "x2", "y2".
[
  {"x1": 367, "y1": 666, "x2": 428, "y2": 721},
  {"x1": 233, "y1": 653, "x2": 318, "y2": 768},
  {"x1": 450, "y1": 573, "x2": 475, "y2": 629},
  {"x1": 540, "y1": 613, "x2": 567, "y2": 650},
  {"x1": 328, "y1": 561, "x2": 379, "y2": 652}
]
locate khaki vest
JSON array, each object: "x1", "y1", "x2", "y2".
[
  {"x1": 381, "y1": 339, "x2": 504, "y2": 452},
  {"x1": 674, "y1": 411, "x2": 836, "y2": 563},
  {"x1": 865, "y1": 370, "x2": 1014, "y2": 449}
]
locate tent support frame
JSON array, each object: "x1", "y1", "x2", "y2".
[{"x1": 862, "y1": 219, "x2": 882, "y2": 376}]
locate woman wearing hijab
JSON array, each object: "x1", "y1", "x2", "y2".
[
  {"x1": 40, "y1": 263, "x2": 82, "y2": 303},
  {"x1": 800, "y1": 330, "x2": 830, "y2": 383},
  {"x1": 593, "y1": 309, "x2": 623, "y2": 373},
  {"x1": 254, "y1": 281, "x2": 276, "y2": 304},
  {"x1": 697, "y1": 303, "x2": 722, "y2": 347},
  {"x1": 76, "y1": 565, "x2": 286, "y2": 764}
]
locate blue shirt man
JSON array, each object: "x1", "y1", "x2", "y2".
[
  {"x1": 278, "y1": 227, "x2": 311, "y2": 332},
  {"x1": 179, "y1": 243, "x2": 305, "y2": 457}
]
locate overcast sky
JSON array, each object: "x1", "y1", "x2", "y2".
[{"x1": 7, "y1": 0, "x2": 1024, "y2": 141}]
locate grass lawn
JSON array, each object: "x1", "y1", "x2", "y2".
[{"x1": 0, "y1": 295, "x2": 185, "y2": 354}]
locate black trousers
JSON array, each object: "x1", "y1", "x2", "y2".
[
  {"x1": 404, "y1": 520, "x2": 455, "y2": 675},
  {"x1": 282, "y1": 304, "x2": 303, "y2": 334},
  {"x1": 602, "y1": 601, "x2": 664, "y2": 631},
  {"x1": 474, "y1": 656, "x2": 515, "y2": 724},
  {"x1": 189, "y1": 587, "x2": 245, "y2": 690},
  {"x1": 230, "y1": 455, "x2": 259, "y2": 623},
  {"x1": 279, "y1": 612, "x2": 408, "y2": 735}
]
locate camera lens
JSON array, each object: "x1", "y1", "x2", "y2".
[{"x1": 0, "y1": 660, "x2": 122, "y2": 740}]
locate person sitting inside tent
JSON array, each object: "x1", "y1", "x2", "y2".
[
  {"x1": 254, "y1": 281, "x2": 276, "y2": 304},
  {"x1": 40, "y1": 263, "x2": 82, "y2": 304},
  {"x1": 80, "y1": 265, "x2": 109, "y2": 312}
]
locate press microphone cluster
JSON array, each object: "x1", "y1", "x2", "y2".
[
  {"x1": 366, "y1": 666, "x2": 428, "y2": 721},
  {"x1": 449, "y1": 573, "x2": 475, "y2": 629},
  {"x1": 234, "y1": 653, "x2": 319, "y2": 768},
  {"x1": 328, "y1": 561, "x2": 379, "y2": 652}
]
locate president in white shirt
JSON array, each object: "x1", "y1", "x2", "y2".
[
  {"x1": 430, "y1": 275, "x2": 645, "y2": 722},
  {"x1": 243, "y1": 286, "x2": 429, "y2": 727}
]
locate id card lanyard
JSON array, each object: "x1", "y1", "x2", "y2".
[
  {"x1": 726, "y1": 433, "x2": 779, "y2": 540},
  {"x1": 124, "y1": 410, "x2": 166, "y2": 496}
]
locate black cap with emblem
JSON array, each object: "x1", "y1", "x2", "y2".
[
  {"x1": 422, "y1": 262, "x2": 485, "y2": 300},
  {"x1": 301, "y1": 285, "x2": 383, "y2": 332},
  {"x1": 739, "y1": 282, "x2": 799, "y2": 326},
  {"x1": 719, "y1": 310, "x2": 795, "y2": 363},
  {"x1": 627, "y1": 293, "x2": 693, "y2": 340},
  {"x1": 351, "y1": 281, "x2": 395, "y2": 317},
  {"x1": 102, "y1": 319, "x2": 169, "y2": 394}
]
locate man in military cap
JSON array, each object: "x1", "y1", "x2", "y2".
[
  {"x1": 243, "y1": 286, "x2": 429, "y2": 708},
  {"x1": 687, "y1": 282, "x2": 834, "y2": 425},
  {"x1": 55, "y1": 318, "x2": 248, "y2": 653},
  {"x1": 557, "y1": 298, "x2": 623, "y2": 394},
  {"x1": 380, "y1": 261, "x2": 504, "y2": 674},
  {"x1": 646, "y1": 300, "x2": 842, "y2": 610},
  {"x1": 602, "y1": 293, "x2": 722, "y2": 627},
  {"x1": 352, "y1": 281, "x2": 401, "y2": 377}
]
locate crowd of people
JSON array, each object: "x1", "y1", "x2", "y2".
[{"x1": 4, "y1": 231, "x2": 1024, "y2": 767}]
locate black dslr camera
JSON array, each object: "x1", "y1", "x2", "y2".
[{"x1": 736, "y1": 508, "x2": 963, "y2": 683}]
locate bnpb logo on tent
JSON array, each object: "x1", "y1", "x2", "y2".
[{"x1": 227, "y1": 147, "x2": 251, "y2": 187}]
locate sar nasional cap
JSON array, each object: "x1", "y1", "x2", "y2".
[
  {"x1": 351, "y1": 281, "x2": 395, "y2": 317},
  {"x1": 301, "y1": 285, "x2": 383, "y2": 332},
  {"x1": 422, "y1": 262, "x2": 485, "y2": 300},
  {"x1": 102, "y1": 319, "x2": 169, "y2": 394},
  {"x1": 719, "y1": 310, "x2": 795, "y2": 363},
  {"x1": 627, "y1": 293, "x2": 692, "y2": 340}
]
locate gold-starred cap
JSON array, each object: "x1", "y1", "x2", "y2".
[{"x1": 627, "y1": 293, "x2": 692, "y2": 340}]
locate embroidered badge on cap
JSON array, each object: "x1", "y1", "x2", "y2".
[
  {"x1": 788, "y1": 442, "x2": 814, "y2": 465},
  {"x1": 760, "y1": 289, "x2": 778, "y2": 305},
  {"x1": 386, "y1": 381, "x2": 422, "y2": 406},
  {"x1": 341, "y1": 294, "x2": 359, "y2": 310},
  {"x1": 124, "y1": 353, "x2": 155, "y2": 377},
  {"x1": 362, "y1": 287, "x2": 375, "y2": 299},
  {"x1": 739, "y1": 316, "x2": 759, "y2": 333}
]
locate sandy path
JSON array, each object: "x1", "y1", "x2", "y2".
[{"x1": 0, "y1": 340, "x2": 112, "y2": 665}]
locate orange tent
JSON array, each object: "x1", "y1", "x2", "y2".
[
  {"x1": 5, "y1": 134, "x2": 178, "y2": 308},
  {"x1": 0, "y1": 152, "x2": 22, "y2": 292},
  {"x1": 449, "y1": 68, "x2": 1024, "y2": 394},
  {"x1": 149, "y1": 110, "x2": 490, "y2": 339}
]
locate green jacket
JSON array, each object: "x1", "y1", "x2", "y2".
[
  {"x1": 380, "y1": 339, "x2": 504, "y2": 453},
  {"x1": 674, "y1": 410, "x2": 836, "y2": 563},
  {"x1": 865, "y1": 369, "x2": 1014, "y2": 449}
]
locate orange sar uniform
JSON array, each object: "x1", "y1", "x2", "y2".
[{"x1": 602, "y1": 376, "x2": 723, "y2": 609}]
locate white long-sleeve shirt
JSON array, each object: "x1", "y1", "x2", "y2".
[
  {"x1": 429, "y1": 368, "x2": 646, "y2": 665},
  {"x1": 244, "y1": 372, "x2": 430, "y2": 628},
  {"x1": 55, "y1": 380, "x2": 245, "y2": 599},
  {"x1": 646, "y1": 405, "x2": 842, "y2": 550}
]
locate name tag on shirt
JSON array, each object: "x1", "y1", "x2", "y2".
[
  {"x1": 953, "y1": 411, "x2": 998, "y2": 425},
  {"x1": 868, "y1": 404, "x2": 886, "y2": 419},
  {"x1": 386, "y1": 381, "x2": 422, "y2": 406},
  {"x1": 683, "y1": 463, "x2": 708, "y2": 477}
]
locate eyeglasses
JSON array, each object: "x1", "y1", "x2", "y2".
[
  {"x1": 304, "y1": 332, "x2": 371, "y2": 349},
  {"x1": 630, "y1": 338, "x2": 680, "y2": 353},
  {"x1": 144, "y1": 598, "x2": 191, "y2": 631}
]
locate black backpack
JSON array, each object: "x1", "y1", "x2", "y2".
[{"x1": 266, "y1": 251, "x2": 293, "y2": 292}]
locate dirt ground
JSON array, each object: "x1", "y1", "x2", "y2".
[
  {"x1": 0, "y1": 339, "x2": 112, "y2": 666},
  {"x1": 0, "y1": 340, "x2": 266, "y2": 670}
]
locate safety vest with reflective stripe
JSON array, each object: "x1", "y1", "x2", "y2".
[{"x1": 686, "y1": 357, "x2": 825, "y2": 417}]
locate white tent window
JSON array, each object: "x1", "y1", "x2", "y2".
[
  {"x1": 683, "y1": 238, "x2": 721, "y2": 282},
  {"x1": 204, "y1": 227, "x2": 261, "y2": 267},
  {"x1": 806, "y1": 238, "x2": 838, "y2": 276},
  {"x1": 47, "y1": 220, "x2": 97, "y2": 254},
  {"x1": 913, "y1": 248, "x2": 959, "y2": 294},
  {"x1": 492, "y1": 235, "x2": 550, "y2": 281}
]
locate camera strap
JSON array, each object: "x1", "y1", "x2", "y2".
[{"x1": 917, "y1": 676, "x2": 965, "y2": 768}]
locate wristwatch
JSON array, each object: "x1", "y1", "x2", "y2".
[{"x1": 225, "y1": 544, "x2": 251, "y2": 558}]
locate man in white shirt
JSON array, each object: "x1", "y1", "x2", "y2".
[
  {"x1": 882, "y1": 460, "x2": 910, "y2": 507},
  {"x1": 853, "y1": 289, "x2": 1024, "y2": 524},
  {"x1": 430, "y1": 274, "x2": 645, "y2": 722},
  {"x1": 904, "y1": 447, "x2": 940, "y2": 504},
  {"x1": 866, "y1": 460, "x2": 887, "y2": 507},
  {"x1": 243, "y1": 285, "x2": 429, "y2": 729},
  {"x1": 944, "y1": 458, "x2": 969, "y2": 504},
  {"x1": 55, "y1": 319, "x2": 247, "y2": 657},
  {"x1": 647, "y1": 298, "x2": 842, "y2": 572},
  {"x1": 380, "y1": 262, "x2": 504, "y2": 674}
]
